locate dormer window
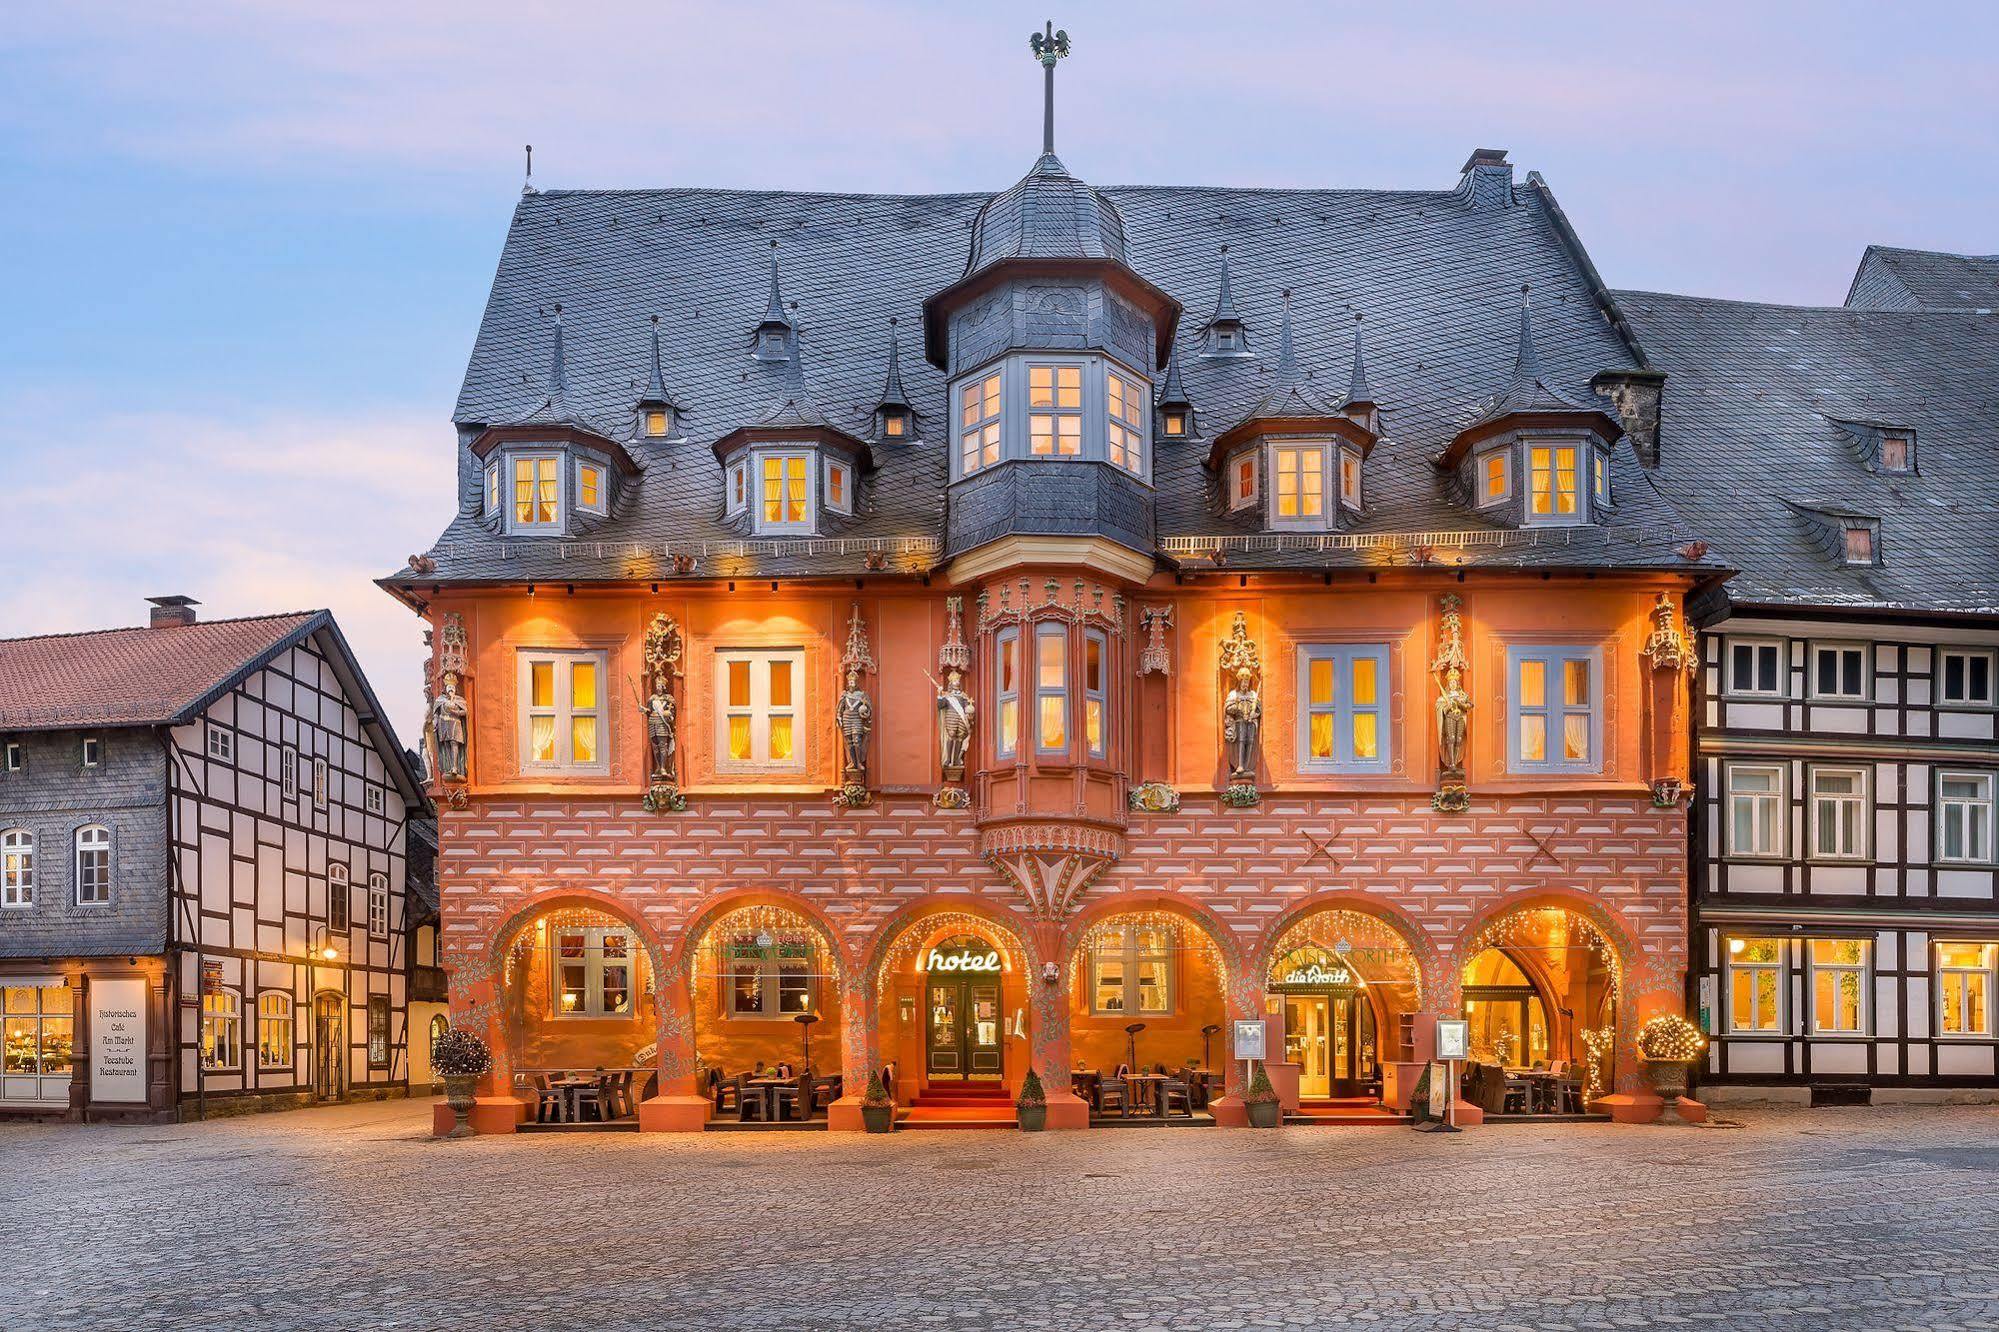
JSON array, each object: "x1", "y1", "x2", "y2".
[
  {"x1": 1212, "y1": 327, "x2": 1243, "y2": 355},
  {"x1": 483, "y1": 461, "x2": 500, "y2": 516},
  {"x1": 1228, "y1": 453, "x2": 1257, "y2": 510},
  {"x1": 575, "y1": 461, "x2": 606, "y2": 515},
  {"x1": 758, "y1": 452, "x2": 815, "y2": 533},
  {"x1": 1161, "y1": 408, "x2": 1189, "y2": 439},
  {"x1": 513, "y1": 455, "x2": 561, "y2": 530},
  {"x1": 881, "y1": 408, "x2": 910, "y2": 440},
  {"x1": 1479, "y1": 450, "x2": 1511, "y2": 505},
  {"x1": 825, "y1": 458, "x2": 853, "y2": 516},
  {"x1": 1527, "y1": 443, "x2": 1580, "y2": 523},
  {"x1": 643, "y1": 408, "x2": 672, "y2": 438},
  {"x1": 1880, "y1": 435, "x2": 1911, "y2": 471},
  {"x1": 950, "y1": 355, "x2": 1155, "y2": 483},
  {"x1": 1592, "y1": 451, "x2": 1610, "y2": 505},
  {"x1": 1028, "y1": 365, "x2": 1084, "y2": 456},
  {"x1": 1270, "y1": 443, "x2": 1329, "y2": 529},
  {"x1": 1843, "y1": 526, "x2": 1875, "y2": 565},
  {"x1": 1338, "y1": 446, "x2": 1363, "y2": 512},
  {"x1": 725, "y1": 460, "x2": 748, "y2": 517}
]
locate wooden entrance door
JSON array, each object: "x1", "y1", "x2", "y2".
[
  {"x1": 313, "y1": 992, "x2": 345, "y2": 1101},
  {"x1": 925, "y1": 977, "x2": 1002, "y2": 1081}
]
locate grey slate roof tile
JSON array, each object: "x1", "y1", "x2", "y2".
[{"x1": 1845, "y1": 245, "x2": 1999, "y2": 312}]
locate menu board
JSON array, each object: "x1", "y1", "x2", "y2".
[
  {"x1": 1231, "y1": 1018, "x2": 1267, "y2": 1062},
  {"x1": 90, "y1": 978, "x2": 148, "y2": 1104}
]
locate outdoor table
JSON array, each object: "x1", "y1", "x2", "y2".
[
  {"x1": 743, "y1": 1077, "x2": 790, "y2": 1121},
  {"x1": 1124, "y1": 1071, "x2": 1168, "y2": 1117},
  {"x1": 545, "y1": 1075, "x2": 595, "y2": 1124}
]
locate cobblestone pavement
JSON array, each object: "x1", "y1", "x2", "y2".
[{"x1": 4, "y1": 1101, "x2": 1998, "y2": 1331}]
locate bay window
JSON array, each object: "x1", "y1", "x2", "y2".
[
  {"x1": 1298, "y1": 644, "x2": 1391, "y2": 774},
  {"x1": 1338, "y1": 446, "x2": 1363, "y2": 511},
  {"x1": 959, "y1": 371, "x2": 1003, "y2": 475},
  {"x1": 995, "y1": 629, "x2": 1021, "y2": 760},
  {"x1": 74, "y1": 825, "x2": 110, "y2": 905},
  {"x1": 1028, "y1": 364, "x2": 1084, "y2": 456},
  {"x1": 1937, "y1": 942, "x2": 1996, "y2": 1037},
  {"x1": 725, "y1": 459, "x2": 748, "y2": 517},
  {"x1": 1938, "y1": 771, "x2": 1996, "y2": 863},
  {"x1": 757, "y1": 451, "x2": 814, "y2": 533},
  {"x1": 1807, "y1": 766, "x2": 1869, "y2": 860},
  {"x1": 1105, "y1": 368, "x2": 1146, "y2": 475},
  {"x1": 1592, "y1": 449, "x2": 1610, "y2": 505},
  {"x1": 1228, "y1": 452, "x2": 1257, "y2": 510},
  {"x1": 1035, "y1": 623, "x2": 1068, "y2": 754},
  {"x1": 553, "y1": 926, "x2": 634, "y2": 1018},
  {"x1": 1726, "y1": 763, "x2": 1786, "y2": 857},
  {"x1": 1090, "y1": 925, "x2": 1173, "y2": 1016},
  {"x1": 1479, "y1": 450, "x2": 1510, "y2": 505},
  {"x1": 1507, "y1": 646, "x2": 1599, "y2": 773},
  {"x1": 1808, "y1": 938, "x2": 1869, "y2": 1035},
  {"x1": 1725, "y1": 937, "x2": 1784, "y2": 1033},
  {"x1": 1527, "y1": 443, "x2": 1579, "y2": 521},
  {"x1": 824, "y1": 458, "x2": 853, "y2": 516},
  {"x1": 518, "y1": 650, "x2": 608, "y2": 774},
  {"x1": 1270, "y1": 443, "x2": 1328, "y2": 527},
  {"x1": 484, "y1": 460, "x2": 500, "y2": 516},
  {"x1": 716, "y1": 649, "x2": 804, "y2": 772},
  {"x1": 512, "y1": 454, "x2": 561, "y2": 530},
  {"x1": 575, "y1": 460, "x2": 605, "y2": 515}
]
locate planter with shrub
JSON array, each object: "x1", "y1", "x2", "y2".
[
  {"x1": 1015, "y1": 1068, "x2": 1047, "y2": 1132},
  {"x1": 860, "y1": 1070, "x2": 895, "y2": 1134},
  {"x1": 1244, "y1": 1062, "x2": 1281, "y2": 1129},
  {"x1": 432, "y1": 1028, "x2": 493, "y2": 1139}
]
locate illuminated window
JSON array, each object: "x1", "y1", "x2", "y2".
[
  {"x1": 1035, "y1": 623, "x2": 1068, "y2": 754},
  {"x1": 644, "y1": 408, "x2": 671, "y2": 438},
  {"x1": 200, "y1": 989, "x2": 241, "y2": 1070},
  {"x1": 512, "y1": 454, "x2": 561, "y2": 529},
  {"x1": 1338, "y1": 446, "x2": 1363, "y2": 511},
  {"x1": 882, "y1": 410, "x2": 908, "y2": 440},
  {"x1": 1271, "y1": 444, "x2": 1328, "y2": 526},
  {"x1": 2, "y1": 983, "x2": 73, "y2": 1086},
  {"x1": 824, "y1": 458, "x2": 853, "y2": 516},
  {"x1": 995, "y1": 629, "x2": 1021, "y2": 761},
  {"x1": 1479, "y1": 450, "x2": 1510, "y2": 505},
  {"x1": 1939, "y1": 648, "x2": 1996, "y2": 707},
  {"x1": 1, "y1": 830, "x2": 32, "y2": 909},
  {"x1": 1298, "y1": 645, "x2": 1391, "y2": 774},
  {"x1": 1028, "y1": 364, "x2": 1084, "y2": 457},
  {"x1": 1808, "y1": 938, "x2": 1869, "y2": 1035},
  {"x1": 1937, "y1": 770, "x2": 1997, "y2": 864},
  {"x1": 1090, "y1": 925, "x2": 1173, "y2": 1016},
  {"x1": 552, "y1": 926, "x2": 634, "y2": 1019},
  {"x1": 725, "y1": 460, "x2": 748, "y2": 517},
  {"x1": 1105, "y1": 369, "x2": 1147, "y2": 475},
  {"x1": 1726, "y1": 938, "x2": 1784, "y2": 1033},
  {"x1": 1228, "y1": 453, "x2": 1257, "y2": 510},
  {"x1": 367, "y1": 872, "x2": 390, "y2": 938},
  {"x1": 1808, "y1": 766, "x2": 1869, "y2": 860},
  {"x1": 517, "y1": 650, "x2": 608, "y2": 775},
  {"x1": 1083, "y1": 630, "x2": 1109, "y2": 759},
  {"x1": 1527, "y1": 443, "x2": 1579, "y2": 520},
  {"x1": 1937, "y1": 942, "x2": 1996, "y2": 1037},
  {"x1": 74, "y1": 826, "x2": 110, "y2": 906},
  {"x1": 958, "y1": 372, "x2": 1003, "y2": 475},
  {"x1": 1508, "y1": 646, "x2": 1599, "y2": 772},
  {"x1": 1161, "y1": 408, "x2": 1188, "y2": 439},
  {"x1": 257, "y1": 993, "x2": 294, "y2": 1069},
  {"x1": 715, "y1": 649, "x2": 805, "y2": 773},
  {"x1": 757, "y1": 451, "x2": 814, "y2": 534},
  {"x1": 1810, "y1": 643, "x2": 1868, "y2": 700},
  {"x1": 723, "y1": 935, "x2": 814, "y2": 1017},
  {"x1": 1725, "y1": 763, "x2": 1786, "y2": 857},
  {"x1": 328, "y1": 863, "x2": 350, "y2": 932},
  {"x1": 575, "y1": 460, "x2": 605, "y2": 515},
  {"x1": 1592, "y1": 449, "x2": 1609, "y2": 505},
  {"x1": 483, "y1": 460, "x2": 499, "y2": 516}
]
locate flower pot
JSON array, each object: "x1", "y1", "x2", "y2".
[
  {"x1": 441, "y1": 1074, "x2": 480, "y2": 1139},
  {"x1": 861, "y1": 1103, "x2": 894, "y2": 1134},
  {"x1": 1246, "y1": 1099, "x2": 1282, "y2": 1129},
  {"x1": 1643, "y1": 1058, "x2": 1691, "y2": 1100},
  {"x1": 1017, "y1": 1103, "x2": 1047, "y2": 1132}
]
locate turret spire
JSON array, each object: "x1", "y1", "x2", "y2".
[
  {"x1": 752, "y1": 242, "x2": 793, "y2": 360},
  {"x1": 1202, "y1": 247, "x2": 1250, "y2": 356},
  {"x1": 1344, "y1": 313, "x2": 1375, "y2": 407},
  {"x1": 1029, "y1": 22, "x2": 1072, "y2": 158}
]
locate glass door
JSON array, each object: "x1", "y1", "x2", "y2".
[
  {"x1": 925, "y1": 982, "x2": 962, "y2": 1077},
  {"x1": 968, "y1": 982, "x2": 1002, "y2": 1080},
  {"x1": 1284, "y1": 995, "x2": 1330, "y2": 1099},
  {"x1": 313, "y1": 993, "x2": 345, "y2": 1100}
]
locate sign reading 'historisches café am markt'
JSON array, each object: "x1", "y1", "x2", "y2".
[{"x1": 89, "y1": 977, "x2": 148, "y2": 1104}]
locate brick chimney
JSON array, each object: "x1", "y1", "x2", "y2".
[
  {"x1": 1592, "y1": 369, "x2": 1668, "y2": 468},
  {"x1": 147, "y1": 595, "x2": 200, "y2": 628}
]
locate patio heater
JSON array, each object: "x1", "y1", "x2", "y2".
[
  {"x1": 794, "y1": 1011, "x2": 819, "y2": 1077},
  {"x1": 1124, "y1": 1022, "x2": 1147, "y2": 1073},
  {"x1": 1200, "y1": 1023, "x2": 1221, "y2": 1070}
]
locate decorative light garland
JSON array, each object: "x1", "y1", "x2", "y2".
[
  {"x1": 1266, "y1": 908, "x2": 1425, "y2": 1004},
  {"x1": 1580, "y1": 1026, "x2": 1615, "y2": 1102},
  {"x1": 873, "y1": 911, "x2": 1029, "y2": 1004},
  {"x1": 1067, "y1": 912, "x2": 1229, "y2": 991},
  {"x1": 1459, "y1": 907, "x2": 1623, "y2": 998},
  {"x1": 1636, "y1": 1013, "x2": 1706, "y2": 1062},
  {"x1": 689, "y1": 903, "x2": 842, "y2": 981}
]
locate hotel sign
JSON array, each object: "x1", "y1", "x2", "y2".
[
  {"x1": 924, "y1": 945, "x2": 1002, "y2": 974},
  {"x1": 90, "y1": 978, "x2": 148, "y2": 1105}
]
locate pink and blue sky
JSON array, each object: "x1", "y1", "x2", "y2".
[{"x1": 4, "y1": 1, "x2": 1995, "y2": 743}]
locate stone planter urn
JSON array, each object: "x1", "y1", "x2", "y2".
[
  {"x1": 1643, "y1": 1058, "x2": 1692, "y2": 1101},
  {"x1": 861, "y1": 1103, "x2": 893, "y2": 1133},
  {"x1": 441, "y1": 1074, "x2": 480, "y2": 1138},
  {"x1": 1017, "y1": 1103, "x2": 1047, "y2": 1132}
]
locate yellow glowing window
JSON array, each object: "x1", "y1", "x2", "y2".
[
  {"x1": 519, "y1": 651, "x2": 604, "y2": 772},
  {"x1": 1511, "y1": 647, "x2": 1595, "y2": 771},
  {"x1": 1106, "y1": 369, "x2": 1145, "y2": 475},
  {"x1": 1727, "y1": 937, "x2": 1783, "y2": 1033},
  {"x1": 1529, "y1": 444, "x2": 1578, "y2": 517},
  {"x1": 1090, "y1": 924, "x2": 1174, "y2": 1016},
  {"x1": 577, "y1": 463, "x2": 604, "y2": 513},
  {"x1": 513, "y1": 456, "x2": 560, "y2": 527},
  {"x1": 1029, "y1": 364, "x2": 1084, "y2": 456},
  {"x1": 717, "y1": 650, "x2": 804, "y2": 771},
  {"x1": 1083, "y1": 630, "x2": 1109, "y2": 758},
  {"x1": 1481, "y1": 451, "x2": 1508, "y2": 502},
  {"x1": 1036, "y1": 625, "x2": 1068, "y2": 752},
  {"x1": 1300, "y1": 645, "x2": 1389, "y2": 771},
  {"x1": 645, "y1": 409, "x2": 669, "y2": 437},
  {"x1": 760, "y1": 453, "x2": 812, "y2": 529},
  {"x1": 1808, "y1": 938, "x2": 1868, "y2": 1035},
  {"x1": 1273, "y1": 446, "x2": 1325, "y2": 520},
  {"x1": 996, "y1": 630, "x2": 1021, "y2": 759},
  {"x1": 959, "y1": 373, "x2": 1002, "y2": 474},
  {"x1": 1939, "y1": 942, "x2": 1995, "y2": 1036},
  {"x1": 884, "y1": 413, "x2": 906, "y2": 438}
]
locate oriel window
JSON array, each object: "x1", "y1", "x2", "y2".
[
  {"x1": 1035, "y1": 624, "x2": 1069, "y2": 754},
  {"x1": 959, "y1": 371, "x2": 1002, "y2": 475},
  {"x1": 995, "y1": 629, "x2": 1021, "y2": 760},
  {"x1": 1028, "y1": 365, "x2": 1084, "y2": 456},
  {"x1": 1105, "y1": 369, "x2": 1146, "y2": 475}
]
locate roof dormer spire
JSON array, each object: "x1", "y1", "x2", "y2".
[
  {"x1": 752, "y1": 242, "x2": 793, "y2": 360},
  {"x1": 549, "y1": 302, "x2": 568, "y2": 397},
  {"x1": 1344, "y1": 312, "x2": 1375, "y2": 407},
  {"x1": 1029, "y1": 21, "x2": 1072, "y2": 158},
  {"x1": 878, "y1": 317, "x2": 910, "y2": 412},
  {"x1": 1202, "y1": 247, "x2": 1250, "y2": 356}
]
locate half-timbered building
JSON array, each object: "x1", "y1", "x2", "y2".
[
  {"x1": 1623, "y1": 267, "x2": 1999, "y2": 1103},
  {"x1": 0, "y1": 597, "x2": 428, "y2": 1120}
]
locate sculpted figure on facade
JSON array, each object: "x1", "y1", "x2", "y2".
[
  {"x1": 1431, "y1": 593, "x2": 1471, "y2": 812},
  {"x1": 835, "y1": 604, "x2": 876, "y2": 807},
  {"x1": 428, "y1": 671, "x2": 469, "y2": 784},
  {"x1": 1218, "y1": 612, "x2": 1262, "y2": 800},
  {"x1": 641, "y1": 612, "x2": 685, "y2": 812}
]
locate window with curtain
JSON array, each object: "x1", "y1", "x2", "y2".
[
  {"x1": 201, "y1": 990, "x2": 241, "y2": 1070},
  {"x1": 1726, "y1": 764, "x2": 1786, "y2": 857},
  {"x1": 723, "y1": 936, "x2": 814, "y2": 1017},
  {"x1": 1938, "y1": 771, "x2": 1996, "y2": 863},
  {"x1": 552, "y1": 927, "x2": 635, "y2": 1019},
  {"x1": 1937, "y1": 942, "x2": 1995, "y2": 1037},
  {"x1": 995, "y1": 629, "x2": 1020, "y2": 760},
  {"x1": 512, "y1": 454, "x2": 560, "y2": 529},
  {"x1": 257, "y1": 993, "x2": 294, "y2": 1069},
  {"x1": 1027, "y1": 364, "x2": 1084, "y2": 456},
  {"x1": 518, "y1": 650, "x2": 608, "y2": 774},
  {"x1": 757, "y1": 451, "x2": 815, "y2": 533},
  {"x1": 1270, "y1": 444, "x2": 1327, "y2": 525},
  {"x1": 715, "y1": 649, "x2": 804, "y2": 772},
  {"x1": 1035, "y1": 624, "x2": 1068, "y2": 754},
  {"x1": 1083, "y1": 631, "x2": 1109, "y2": 759},
  {"x1": 1298, "y1": 645, "x2": 1391, "y2": 774},
  {"x1": 1105, "y1": 368, "x2": 1146, "y2": 475},
  {"x1": 1808, "y1": 767, "x2": 1869, "y2": 860},
  {"x1": 1526, "y1": 443, "x2": 1579, "y2": 520},
  {"x1": 1508, "y1": 647, "x2": 1599, "y2": 772}
]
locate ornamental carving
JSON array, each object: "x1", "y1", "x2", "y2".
[
  {"x1": 985, "y1": 847, "x2": 1117, "y2": 923},
  {"x1": 641, "y1": 613, "x2": 685, "y2": 813},
  {"x1": 1136, "y1": 604, "x2": 1173, "y2": 676},
  {"x1": 1218, "y1": 612, "x2": 1262, "y2": 798},
  {"x1": 977, "y1": 577, "x2": 1124, "y2": 634},
  {"x1": 835, "y1": 604, "x2": 875, "y2": 807},
  {"x1": 1642, "y1": 593, "x2": 1693, "y2": 675},
  {"x1": 1127, "y1": 781, "x2": 1181, "y2": 814},
  {"x1": 1430, "y1": 594, "x2": 1471, "y2": 811}
]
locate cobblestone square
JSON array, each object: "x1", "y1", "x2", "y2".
[{"x1": 4, "y1": 1101, "x2": 1998, "y2": 1330}]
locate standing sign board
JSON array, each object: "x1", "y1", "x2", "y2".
[
  {"x1": 1433, "y1": 1018, "x2": 1470, "y2": 1132},
  {"x1": 1231, "y1": 1019, "x2": 1267, "y2": 1061},
  {"x1": 1435, "y1": 1019, "x2": 1469, "y2": 1062},
  {"x1": 90, "y1": 978, "x2": 148, "y2": 1104}
]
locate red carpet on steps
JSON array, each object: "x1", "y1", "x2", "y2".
[{"x1": 900, "y1": 1082, "x2": 1015, "y2": 1125}]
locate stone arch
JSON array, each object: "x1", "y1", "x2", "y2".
[
  {"x1": 1061, "y1": 891, "x2": 1247, "y2": 994},
  {"x1": 674, "y1": 889, "x2": 849, "y2": 1090},
  {"x1": 1256, "y1": 890, "x2": 1438, "y2": 1008},
  {"x1": 863, "y1": 896, "x2": 1037, "y2": 1098},
  {"x1": 862, "y1": 895, "x2": 1035, "y2": 997}
]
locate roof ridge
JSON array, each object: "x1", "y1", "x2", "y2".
[
  {"x1": 1614, "y1": 287, "x2": 1999, "y2": 318},
  {"x1": 0, "y1": 609, "x2": 323, "y2": 648}
]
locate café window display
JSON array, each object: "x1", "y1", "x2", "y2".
[
  {"x1": 1461, "y1": 949, "x2": 1549, "y2": 1068},
  {"x1": 552, "y1": 926, "x2": 635, "y2": 1019},
  {"x1": 1090, "y1": 924, "x2": 1173, "y2": 1016},
  {"x1": 723, "y1": 934, "x2": 815, "y2": 1017},
  {"x1": 2, "y1": 983, "x2": 74, "y2": 1104},
  {"x1": 1269, "y1": 943, "x2": 1378, "y2": 1100}
]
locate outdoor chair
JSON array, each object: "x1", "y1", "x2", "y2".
[
  {"x1": 530, "y1": 1074, "x2": 565, "y2": 1125},
  {"x1": 1559, "y1": 1069, "x2": 1587, "y2": 1113},
  {"x1": 607, "y1": 1070, "x2": 635, "y2": 1119},
  {"x1": 1158, "y1": 1070, "x2": 1194, "y2": 1117},
  {"x1": 570, "y1": 1074, "x2": 607, "y2": 1122},
  {"x1": 810, "y1": 1073, "x2": 842, "y2": 1111},
  {"x1": 773, "y1": 1075, "x2": 807, "y2": 1122},
  {"x1": 1096, "y1": 1076, "x2": 1130, "y2": 1117},
  {"x1": 733, "y1": 1075, "x2": 769, "y2": 1123},
  {"x1": 713, "y1": 1071, "x2": 741, "y2": 1116}
]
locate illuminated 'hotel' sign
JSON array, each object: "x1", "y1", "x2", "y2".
[{"x1": 925, "y1": 946, "x2": 1002, "y2": 974}]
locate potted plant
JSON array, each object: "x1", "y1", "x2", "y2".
[
  {"x1": 1015, "y1": 1068, "x2": 1048, "y2": 1132},
  {"x1": 432, "y1": 1027, "x2": 493, "y2": 1139},
  {"x1": 1244, "y1": 1062, "x2": 1282, "y2": 1129},
  {"x1": 860, "y1": 1069, "x2": 895, "y2": 1134},
  {"x1": 1636, "y1": 1014, "x2": 1706, "y2": 1101}
]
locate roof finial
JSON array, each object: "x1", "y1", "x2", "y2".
[
  {"x1": 549, "y1": 302, "x2": 566, "y2": 396},
  {"x1": 1346, "y1": 311, "x2": 1375, "y2": 407},
  {"x1": 1274, "y1": 288, "x2": 1298, "y2": 386},
  {"x1": 523, "y1": 144, "x2": 534, "y2": 195},
  {"x1": 1029, "y1": 21, "x2": 1072, "y2": 158},
  {"x1": 878, "y1": 316, "x2": 910, "y2": 411},
  {"x1": 1513, "y1": 282, "x2": 1542, "y2": 384},
  {"x1": 638, "y1": 313, "x2": 674, "y2": 408}
]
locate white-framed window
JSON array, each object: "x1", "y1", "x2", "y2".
[
  {"x1": 716, "y1": 649, "x2": 804, "y2": 772},
  {"x1": 1507, "y1": 646, "x2": 1600, "y2": 773},
  {"x1": 512, "y1": 453, "x2": 561, "y2": 530},
  {"x1": 1, "y1": 830, "x2": 32, "y2": 908},
  {"x1": 328, "y1": 862, "x2": 350, "y2": 932},
  {"x1": 552, "y1": 926, "x2": 634, "y2": 1018},
  {"x1": 725, "y1": 459, "x2": 748, "y2": 517},
  {"x1": 74, "y1": 825, "x2": 110, "y2": 906},
  {"x1": 1105, "y1": 368, "x2": 1146, "y2": 475},
  {"x1": 1940, "y1": 648, "x2": 1996, "y2": 708},
  {"x1": 1937, "y1": 942, "x2": 1995, "y2": 1037},
  {"x1": 1227, "y1": 452, "x2": 1257, "y2": 510},
  {"x1": 1808, "y1": 938, "x2": 1869, "y2": 1035},
  {"x1": 1034, "y1": 623, "x2": 1069, "y2": 755},
  {"x1": 1526, "y1": 443, "x2": 1580, "y2": 521},
  {"x1": 1842, "y1": 526, "x2": 1874, "y2": 565},
  {"x1": 257, "y1": 992, "x2": 294, "y2": 1069},
  {"x1": 756, "y1": 451, "x2": 815, "y2": 534},
  {"x1": 518, "y1": 650, "x2": 607, "y2": 774},
  {"x1": 200, "y1": 989, "x2": 242, "y2": 1070},
  {"x1": 1270, "y1": 443, "x2": 1328, "y2": 527},
  {"x1": 1810, "y1": 642, "x2": 1868, "y2": 701},
  {"x1": 1807, "y1": 766, "x2": 1869, "y2": 861},
  {"x1": 367, "y1": 872, "x2": 389, "y2": 938},
  {"x1": 81, "y1": 736, "x2": 101, "y2": 768},
  {"x1": 364, "y1": 786, "x2": 384, "y2": 815},
  {"x1": 722, "y1": 936, "x2": 813, "y2": 1017},
  {"x1": 1727, "y1": 638, "x2": 1785, "y2": 697},
  {"x1": 1082, "y1": 629, "x2": 1109, "y2": 759},
  {"x1": 1028, "y1": 363, "x2": 1085, "y2": 458},
  {"x1": 1725, "y1": 937, "x2": 1784, "y2": 1034},
  {"x1": 575, "y1": 460, "x2": 606, "y2": 515},
  {"x1": 1479, "y1": 449, "x2": 1510, "y2": 506},
  {"x1": 1090, "y1": 924, "x2": 1173, "y2": 1016},
  {"x1": 824, "y1": 458, "x2": 853, "y2": 516},
  {"x1": 958, "y1": 370, "x2": 1003, "y2": 475},
  {"x1": 1591, "y1": 448, "x2": 1610, "y2": 505},
  {"x1": 1937, "y1": 770, "x2": 1997, "y2": 864},
  {"x1": 280, "y1": 746, "x2": 298, "y2": 799},
  {"x1": 1725, "y1": 762, "x2": 1787, "y2": 858},
  {"x1": 1298, "y1": 644, "x2": 1391, "y2": 774},
  {"x1": 995, "y1": 628, "x2": 1021, "y2": 761},
  {"x1": 311, "y1": 756, "x2": 329, "y2": 809},
  {"x1": 3, "y1": 742, "x2": 20, "y2": 773},
  {"x1": 1338, "y1": 446, "x2": 1363, "y2": 511},
  {"x1": 483, "y1": 459, "x2": 499, "y2": 516},
  {"x1": 206, "y1": 725, "x2": 233, "y2": 763}
]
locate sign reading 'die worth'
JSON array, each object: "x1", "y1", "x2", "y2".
[
  {"x1": 1279, "y1": 962, "x2": 1355, "y2": 988},
  {"x1": 90, "y1": 978, "x2": 148, "y2": 1105},
  {"x1": 923, "y1": 945, "x2": 1002, "y2": 974}
]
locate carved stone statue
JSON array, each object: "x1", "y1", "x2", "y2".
[
  {"x1": 935, "y1": 668, "x2": 975, "y2": 780},
  {"x1": 1436, "y1": 666, "x2": 1471, "y2": 780},
  {"x1": 645, "y1": 685, "x2": 678, "y2": 785},
  {"x1": 836, "y1": 669, "x2": 873, "y2": 781},
  {"x1": 428, "y1": 671, "x2": 469, "y2": 783},
  {"x1": 1223, "y1": 668, "x2": 1262, "y2": 782}
]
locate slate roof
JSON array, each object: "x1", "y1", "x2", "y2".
[
  {"x1": 1845, "y1": 245, "x2": 1999, "y2": 312},
  {"x1": 403, "y1": 159, "x2": 1725, "y2": 586},
  {"x1": 1616, "y1": 290, "x2": 1999, "y2": 616}
]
